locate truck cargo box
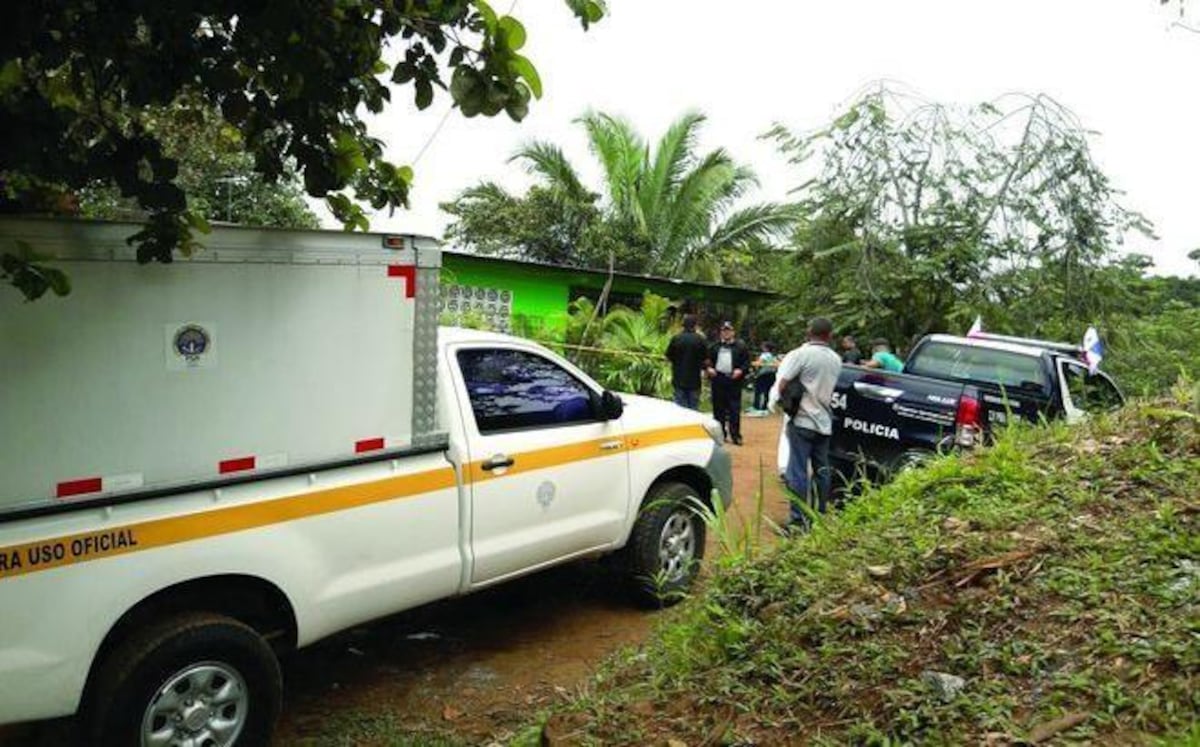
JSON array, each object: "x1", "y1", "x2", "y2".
[{"x1": 0, "y1": 218, "x2": 445, "y2": 516}]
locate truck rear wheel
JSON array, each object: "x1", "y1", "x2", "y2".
[
  {"x1": 621, "y1": 481, "x2": 707, "y2": 607},
  {"x1": 84, "y1": 612, "x2": 281, "y2": 747},
  {"x1": 890, "y1": 449, "x2": 934, "y2": 477}
]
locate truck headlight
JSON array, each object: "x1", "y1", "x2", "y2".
[{"x1": 702, "y1": 419, "x2": 724, "y2": 445}]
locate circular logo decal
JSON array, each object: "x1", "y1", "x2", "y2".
[
  {"x1": 173, "y1": 324, "x2": 210, "y2": 361},
  {"x1": 536, "y1": 481, "x2": 556, "y2": 508}
]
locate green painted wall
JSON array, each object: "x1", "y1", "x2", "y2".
[
  {"x1": 441, "y1": 255, "x2": 570, "y2": 337},
  {"x1": 440, "y1": 251, "x2": 776, "y2": 339}
]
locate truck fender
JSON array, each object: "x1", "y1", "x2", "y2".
[{"x1": 81, "y1": 574, "x2": 298, "y2": 712}]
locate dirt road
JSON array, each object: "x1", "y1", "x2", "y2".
[{"x1": 0, "y1": 414, "x2": 790, "y2": 747}]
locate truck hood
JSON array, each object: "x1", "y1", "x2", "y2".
[{"x1": 618, "y1": 393, "x2": 715, "y2": 431}]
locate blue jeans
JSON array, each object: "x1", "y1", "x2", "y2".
[
  {"x1": 673, "y1": 386, "x2": 700, "y2": 410},
  {"x1": 753, "y1": 372, "x2": 776, "y2": 410},
  {"x1": 785, "y1": 422, "x2": 832, "y2": 524}
]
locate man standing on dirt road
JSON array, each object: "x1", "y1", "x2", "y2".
[
  {"x1": 773, "y1": 317, "x2": 842, "y2": 531},
  {"x1": 666, "y1": 314, "x2": 707, "y2": 409},
  {"x1": 706, "y1": 321, "x2": 750, "y2": 444}
]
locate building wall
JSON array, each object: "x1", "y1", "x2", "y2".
[
  {"x1": 441, "y1": 256, "x2": 570, "y2": 337},
  {"x1": 441, "y1": 252, "x2": 776, "y2": 341}
]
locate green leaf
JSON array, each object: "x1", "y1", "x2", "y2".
[
  {"x1": 0, "y1": 60, "x2": 21, "y2": 94},
  {"x1": 44, "y1": 267, "x2": 71, "y2": 296},
  {"x1": 415, "y1": 78, "x2": 433, "y2": 110},
  {"x1": 392, "y1": 62, "x2": 416, "y2": 84},
  {"x1": 505, "y1": 84, "x2": 530, "y2": 121},
  {"x1": 475, "y1": 0, "x2": 498, "y2": 33},
  {"x1": 585, "y1": 1, "x2": 606, "y2": 23},
  {"x1": 565, "y1": 0, "x2": 606, "y2": 28},
  {"x1": 398, "y1": 165, "x2": 414, "y2": 184},
  {"x1": 497, "y1": 16, "x2": 527, "y2": 50},
  {"x1": 186, "y1": 211, "x2": 212, "y2": 234},
  {"x1": 510, "y1": 54, "x2": 542, "y2": 99}
]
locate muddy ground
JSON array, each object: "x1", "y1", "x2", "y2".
[{"x1": 0, "y1": 414, "x2": 789, "y2": 746}]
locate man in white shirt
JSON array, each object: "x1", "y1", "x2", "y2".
[{"x1": 772, "y1": 317, "x2": 842, "y2": 530}]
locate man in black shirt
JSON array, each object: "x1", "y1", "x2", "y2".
[
  {"x1": 665, "y1": 314, "x2": 707, "y2": 410},
  {"x1": 705, "y1": 321, "x2": 751, "y2": 445},
  {"x1": 840, "y1": 335, "x2": 863, "y2": 365}
]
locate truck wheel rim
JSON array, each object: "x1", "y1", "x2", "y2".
[
  {"x1": 658, "y1": 508, "x2": 696, "y2": 583},
  {"x1": 141, "y1": 661, "x2": 248, "y2": 747}
]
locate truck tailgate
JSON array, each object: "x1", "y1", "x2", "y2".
[{"x1": 831, "y1": 367, "x2": 965, "y2": 470}]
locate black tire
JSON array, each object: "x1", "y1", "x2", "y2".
[
  {"x1": 83, "y1": 612, "x2": 281, "y2": 747},
  {"x1": 620, "y1": 481, "x2": 707, "y2": 608},
  {"x1": 890, "y1": 449, "x2": 933, "y2": 477}
]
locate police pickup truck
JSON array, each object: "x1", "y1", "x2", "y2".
[
  {"x1": 830, "y1": 332, "x2": 1124, "y2": 478},
  {"x1": 0, "y1": 218, "x2": 732, "y2": 747}
]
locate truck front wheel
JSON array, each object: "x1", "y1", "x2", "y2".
[
  {"x1": 84, "y1": 612, "x2": 281, "y2": 747},
  {"x1": 621, "y1": 481, "x2": 707, "y2": 607}
]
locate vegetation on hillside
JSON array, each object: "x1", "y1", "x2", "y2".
[{"x1": 529, "y1": 385, "x2": 1199, "y2": 745}]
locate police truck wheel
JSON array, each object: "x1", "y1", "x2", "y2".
[
  {"x1": 84, "y1": 612, "x2": 281, "y2": 747},
  {"x1": 622, "y1": 481, "x2": 706, "y2": 607},
  {"x1": 890, "y1": 449, "x2": 934, "y2": 477}
]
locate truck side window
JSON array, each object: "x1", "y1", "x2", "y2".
[
  {"x1": 457, "y1": 349, "x2": 598, "y2": 433},
  {"x1": 1061, "y1": 363, "x2": 1123, "y2": 414}
]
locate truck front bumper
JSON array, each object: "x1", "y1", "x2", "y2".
[{"x1": 705, "y1": 445, "x2": 734, "y2": 509}]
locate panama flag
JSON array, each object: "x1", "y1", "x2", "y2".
[
  {"x1": 966, "y1": 315, "x2": 983, "y2": 338},
  {"x1": 1083, "y1": 326, "x2": 1104, "y2": 374}
]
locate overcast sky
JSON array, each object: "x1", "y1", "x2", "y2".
[{"x1": 344, "y1": 0, "x2": 1199, "y2": 277}]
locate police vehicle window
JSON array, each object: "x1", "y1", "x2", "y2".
[
  {"x1": 907, "y1": 342, "x2": 1047, "y2": 392},
  {"x1": 1061, "y1": 362, "x2": 1123, "y2": 413},
  {"x1": 457, "y1": 349, "x2": 597, "y2": 433}
]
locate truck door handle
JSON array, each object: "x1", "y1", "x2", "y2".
[
  {"x1": 853, "y1": 382, "x2": 904, "y2": 402},
  {"x1": 481, "y1": 454, "x2": 515, "y2": 471},
  {"x1": 599, "y1": 440, "x2": 624, "y2": 451}
]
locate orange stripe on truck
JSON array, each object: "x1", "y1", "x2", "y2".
[
  {"x1": 0, "y1": 468, "x2": 457, "y2": 582},
  {"x1": 0, "y1": 423, "x2": 710, "y2": 581},
  {"x1": 466, "y1": 424, "x2": 709, "y2": 482}
]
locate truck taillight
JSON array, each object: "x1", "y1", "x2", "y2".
[{"x1": 955, "y1": 389, "x2": 982, "y2": 448}]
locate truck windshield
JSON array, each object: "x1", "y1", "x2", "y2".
[{"x1": 907, "y1": 341, "x2": 1048, "y2": 393}]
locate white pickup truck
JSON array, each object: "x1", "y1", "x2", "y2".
[{"x1": 0, "y1": 218, "x2": 731, "y2": 747}]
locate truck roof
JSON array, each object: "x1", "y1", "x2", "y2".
[
  {"x1": 922, "y1": 333, "x2": 1058, "y2": 358},
  {"x1": 438, "y1": 326, "x2": 530, "y2": 347}
]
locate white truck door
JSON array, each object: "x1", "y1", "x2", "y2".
[{"x1": 450, "y1": 345, "x2": 630, "y2": 585}]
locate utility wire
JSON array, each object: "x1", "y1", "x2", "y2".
[{"x1": 410, "y1": 0, "x2": 520, "y2": 165}]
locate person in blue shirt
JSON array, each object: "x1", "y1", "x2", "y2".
[{"x1": 864, "y1": 338, "x2": 904, "y2": 372}]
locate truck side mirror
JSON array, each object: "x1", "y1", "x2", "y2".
[{"x1": 598, "y1": 390, "x2": 624, "y2": 421}]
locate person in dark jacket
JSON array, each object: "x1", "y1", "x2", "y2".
[
  {"x1": 840, "y1": 335, "x2": 863, "y2": 365},
  {"x1": 705, "y1": 321, "x2": 751, "y2": 445},
  {"x1": 665, "y1": 314, "x2": 707, "y2": 409}
]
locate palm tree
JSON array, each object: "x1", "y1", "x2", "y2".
[{"x1": 513, "y1": 111, "x2": 798, "y2": 280}]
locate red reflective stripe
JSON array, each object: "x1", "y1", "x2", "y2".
[
  {"x1": 57, "y1": 477, "x2": 104, "y2": 498},
  {"x1": 387, "y1": 264, "x2": 416, "y2": 298},
  {"x1": 355, "y1": 437, "x2": 385, "y2": 453},
  {"x1": 219, "y1": 456, "x2": 256, "y2": 474}
]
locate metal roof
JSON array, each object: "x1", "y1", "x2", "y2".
[{"x1": 441, "y1": 249, "x2": 778, "y2": 300}]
